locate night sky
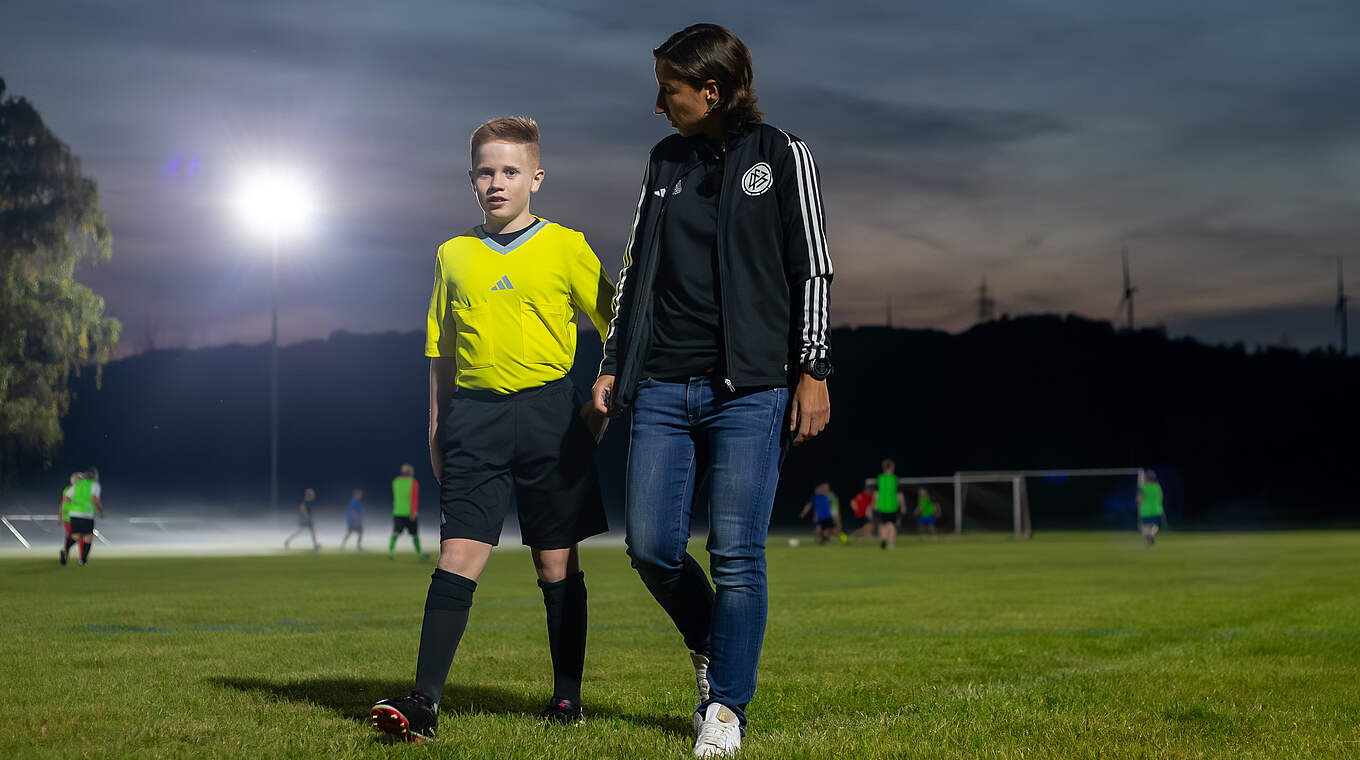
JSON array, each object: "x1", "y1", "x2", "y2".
[{"x1": 3, "y1": 1, "x2": 1358, "y2": 356}]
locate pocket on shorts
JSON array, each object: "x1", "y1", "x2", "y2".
[
  {"x1": 452, "y1": 302, "x2": 494, "y2": 369},
  {"x1": 520, "y1": 300, "x2": 573, "y2": 366}
]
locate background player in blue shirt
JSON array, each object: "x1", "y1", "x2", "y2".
[
  {"x1": 798, "y1": 483, "x2": 842, "y2": 545},
  {"x1": 341, "y1": 488, "x2": 364, "y2": 552}
]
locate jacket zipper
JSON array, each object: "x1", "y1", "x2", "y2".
[{"x1": 715, "y1": 138, "x2": 737, "y2": 393}]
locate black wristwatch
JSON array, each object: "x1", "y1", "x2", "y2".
[{"x1": 801, "y1": 358, "x2": 833, "y2": 380}]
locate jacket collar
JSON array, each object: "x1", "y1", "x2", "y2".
[{"x1": 681, "y1": 122, "x2": 758, "y2": 159}]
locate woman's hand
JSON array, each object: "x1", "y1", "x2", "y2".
[
  {"x1": 592, "y1": 374, "x2": 618, "y2": 417},
  {"x1": 788, "y1": 375, "x2": 830, "y2": 445}
]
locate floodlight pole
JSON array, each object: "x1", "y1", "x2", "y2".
[{"x1": 270, "y1": 230, "x2": 280, "y2": 525}]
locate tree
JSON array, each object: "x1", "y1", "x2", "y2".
[{"x1": 0, "y1": 77, "x2": 120, "y2": 484}]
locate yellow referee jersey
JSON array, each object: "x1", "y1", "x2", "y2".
[{"x1": 426, "y1": 218, "x2": 616, "y2": 394}]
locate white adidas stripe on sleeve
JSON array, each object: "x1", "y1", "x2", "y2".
[{"x1": 599, "y1": 161, "x2": 651, "y2": 375}]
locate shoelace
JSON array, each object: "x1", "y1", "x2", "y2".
[{"x1": 696, "y1": 718, "x2": 735, "y2": 749}]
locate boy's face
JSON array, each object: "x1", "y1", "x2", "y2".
[
  {"x1": 303, "y1": 489, "x2": 315, "y2": 501},
  {"x1": 353, "y1": 489, "x2": 362, "y2": 499},
  {"x1": 469, "y1": 140, "x2": 544, "y2": 225}
]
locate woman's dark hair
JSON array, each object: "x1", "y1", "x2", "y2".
[{"x1": 654, "y1": 23, "x2": 762, "y2": 129}]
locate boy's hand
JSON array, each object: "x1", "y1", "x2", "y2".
[
  {"x1": 592, "y1": 375, "x2": 618, "y2": 417},
  {"x1": 580, "y1": 402, "x2": 609, "y2": 442}
]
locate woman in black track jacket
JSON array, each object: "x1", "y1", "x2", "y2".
[{"x1": 591, "y1": 23, "x2": 833, "y2": 758}]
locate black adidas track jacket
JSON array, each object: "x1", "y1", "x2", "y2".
[{"x1": 598, "y1": 122, "x2": 834, "y2": 408}]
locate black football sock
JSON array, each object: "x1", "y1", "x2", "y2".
[
  {"x1": 540, "y1": 571, "x2": 587, "y2": 703},
  {"x1": 413, "y1": 569, "x2": 477, "y2": 704},
  {"x1": 63, "y1": 536, "x2": 76, "y2": 553},
  {"x1": 79, "y1": 540, "x2": 90, "y2": 562}
]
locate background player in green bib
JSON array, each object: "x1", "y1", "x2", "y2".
[
  {"x1": 1137, "y1": 469, "x2": 1165, "y2": 546},
  {"x1": 58, "y1": 472, "x2": 80, "y2": 565},
  {"x1": 369, "y1": 117, "x2": 615, "y2": 741},
  {"x1": 389, "y1": 464, "x2": 424, "y2": 559},
  {"x1": 63, "y1": 468, "x2": 103, "y2": 566},
  {"x1": 912, "y1": 487, "x2": 940, "y2": 539},
  {"x1": 874, "y1": 459, "x2": 906, "y2": 550}
]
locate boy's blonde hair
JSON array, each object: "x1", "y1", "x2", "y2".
[{"x1": 470, "y1": 117, "x2": 540, "y2": 167}]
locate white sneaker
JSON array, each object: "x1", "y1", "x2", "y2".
[
  {"x1": 690, "y1": 652, "x2": 711, "y2": 733},
  {"x1": 693, "y1": 702, "x2": 741, "y2": 757}
]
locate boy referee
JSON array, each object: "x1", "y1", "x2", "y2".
[{"x1": 370, "y1": 117, "x2": 615, "y2": 741}]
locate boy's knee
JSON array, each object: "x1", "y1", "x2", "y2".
[
  {"x1": 533, "y1": 550, "x2": 573, "y2": 583},
  {"x1": 536, "y1": 565, "x2": 567, "y2": 583},
  {"x1": 434, "y1": 552, "x2": 461, "y2": 574}
]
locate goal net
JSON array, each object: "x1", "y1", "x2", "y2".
[
  {"x1": 0, "y1": 515, "x2": 204, "y2": 550},
  {"x1": 1, "y1": 515, "x2": 110, "y2": 549},
  {"x1": 899, "y1": 468, "x2": 1145, "y2": 538}
]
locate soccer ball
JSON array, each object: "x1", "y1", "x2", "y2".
[{"x1": 788, "y1": 538, "x2": 800, "y2": 548}]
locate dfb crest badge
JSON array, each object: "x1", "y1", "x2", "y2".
[{"x1": 741, "y1": 162, "x2": 772, "y2": 196}]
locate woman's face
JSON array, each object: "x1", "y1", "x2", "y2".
[{"x1": 654, "y1": 60, "x2": 716, "y2": 137}]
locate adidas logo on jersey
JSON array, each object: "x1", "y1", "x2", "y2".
[{"x1": 490, "y1": 276, "x2": 514, "y2": 291}]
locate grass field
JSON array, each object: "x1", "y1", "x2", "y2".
[{"x1": 3, "y1": 531, "x2": 1359, "y2": 759}]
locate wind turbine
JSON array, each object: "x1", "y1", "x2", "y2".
[{"x1": 1114, "y1": 245, "x2": 1136, "y2": 330}]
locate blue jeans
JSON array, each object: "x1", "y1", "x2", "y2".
[{"x1": 624, "y1": 376, "x2": 789, "y2": 729}]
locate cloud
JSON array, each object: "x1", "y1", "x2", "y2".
[
  {"x1": 782, "y1": 88, "x2": 1066, "y2": 150},
  {"x1": 5, "y1": 0, "x2": 1360, "y2": 355},
  {"x1": 1172, "y1": 70, "x2": 1360, "y2": 157}
]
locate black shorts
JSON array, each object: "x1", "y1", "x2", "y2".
[
  {"x1": 437, "y1": 376, "x2": 606, "y2": 549},
  {"x1": 392, "y1": 516, "x2": 418, "y2": 535},
  {"x1": 69, "y1": 517, "x2": 95, "y2": 534},
  {"x1": 817, "y1": 517, "x2": 836, "y2": 531},
  {"x1": 872, "y1": 510, "x2": 901, "y2": 527}
]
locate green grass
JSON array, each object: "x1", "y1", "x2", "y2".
[{"x1": 3, "y1": 531, "x2": 1359, "y2": 759}]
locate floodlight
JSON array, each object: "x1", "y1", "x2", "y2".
[{"x1": 233, "y1": 169, "x2": 314, "y2": 239}]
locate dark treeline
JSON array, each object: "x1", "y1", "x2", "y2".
[{"x1": 9, "y1": 315, "x2": 1357, "y2": 527}]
